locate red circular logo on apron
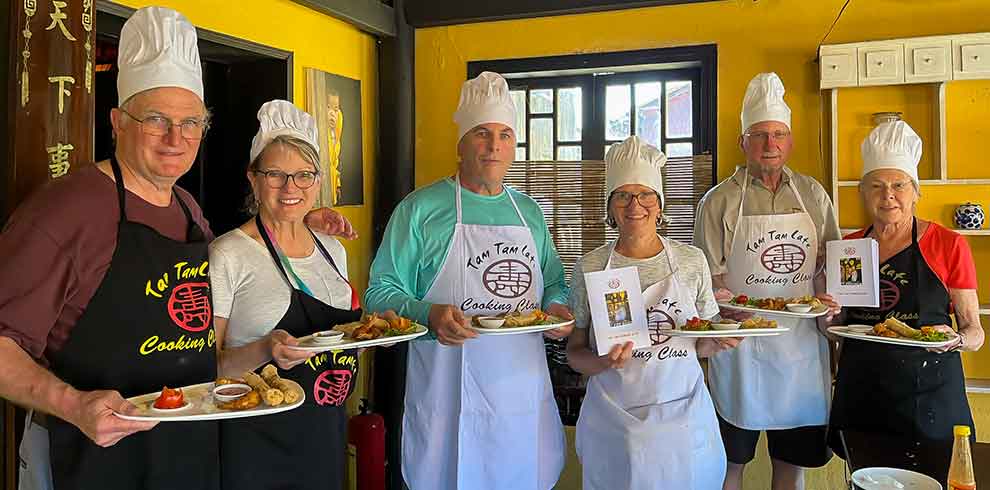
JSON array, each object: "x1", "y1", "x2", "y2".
[
  {"x1": 482, "y1": 259, "x2": 533, "y2": 298},
  {"x1": 760, "y1": 244, "x2": 807, "y2": 274},
  {"x1": 879, "y1": 279, "x2": 901, "y2": 311},
  {"x1": 167, "y1": 282, "x2": 212, "y2": 332},
  {"x1": 313, "y1": 369, "x2": 353, "y2": 407},
  {"x1": 647, "y1": 308, "x2": 674, "y2": 346}
]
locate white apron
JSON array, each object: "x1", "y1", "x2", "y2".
[
  {"x1": 18, "y1": 411, "x2": 53, "y2": 490},
  {"x1": 401, "y1": 176, "x2": 565, "y2": 490},
  {"x1": 576, "y1": 239, "x2": 726, "y2": 490},
  {"x1": 709, "y1": 168, "x2": 831, "y2": 429}
]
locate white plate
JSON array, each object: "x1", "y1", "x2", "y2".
[
  {"x1": 828, "y1": 326, "x2": 957, "y2": 349},
  {"x1": 471, "y1": 317, "x2": 574, "y2": 336},
  {"x1": 851, "y1": 467, "x2": 942, "y2": 490},
  {"x1": 718, "y1": 302, "x2": 829, "y2": 319},
  {"x1": 657, "y1": 326, "x2": 790, "y2": 338},
  {"x1": 288, "y1": 324, "x2": 430, "y2": 353},
  {"x1": 114, "y1": 381, "x2": 305, "y2": 422}
]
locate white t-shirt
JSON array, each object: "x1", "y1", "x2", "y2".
[
  {"x1": 209, "y1": 228, "x2": 352, "y2": 348},
  {"x1": 570, "y1": 237, "x2": 719, "y2": 330}
]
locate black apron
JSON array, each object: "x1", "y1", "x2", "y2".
[
  {"x1": 828, "y1": 218, "x2": 973, "y2": 482},
  {"x1": 47, "y1": 156, "x2": 219, "y2": 489},
  {"x1": 219, "y1": 215, "x2": 361, "y2": 490}
]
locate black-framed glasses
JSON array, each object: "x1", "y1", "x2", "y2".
[
  {"x1": 252, "y1": 169, "x2": 319, "y2": 189},
  {"x1": 611, "y1": 191, "x2": 660, "y2": 207},
  {"x1": 120, "y1": 108, "x2": 210, "y2": 140}
]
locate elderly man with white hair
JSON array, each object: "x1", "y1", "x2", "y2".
[
  {"x1": 694, "y1": 73, "x2": 841, "y2": 490},
  {"x1": 827, "y1": 121, "x2": 984, "y2": 484},
  {"x1": 566, "y1": 135, "x2": 739, "y2": 490},
  {"x1": 0, "y1": 7, "x2": 352, "y2": 490},
  {"x1": 365, "y1": 71, "x2": 572, "y2": 490}
]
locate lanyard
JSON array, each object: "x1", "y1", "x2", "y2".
[{"x1": 261, "y1": 221, "x2": 361, "y2": 311}]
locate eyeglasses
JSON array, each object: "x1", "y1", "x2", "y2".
[
  {"x1": 743, "y1": 130, "x2": 791, "y2": 141},
  {"x1": 611, "y1": 191, "x2": 660, "y2": 207},
  {"x1": 252, "y1": 169, "x2": 319, "y2": 189},
  {"x1": 120, "y1": 108, "x2": 210, "y2": 140},
  {"x1": 864, "y1": 180, "x2": 914, "y2": 194}
]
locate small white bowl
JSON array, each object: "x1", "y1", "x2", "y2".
[
  {"x1": 150, "y1": 401, "x2": 192, "y2": 412},
  {"x1": 712, "y1": 321, "x2": 741, "y2": 331},
  {"x1": 212, "y1": 383, "x2": 251, "y2": 402},
  {"x1": 786, "y1": 303, "x2": 813, "y2": 313},
  {"x1": 476, "y1": 316, "x2": 505, "y2": 328},
  {"x1": 309, "y1": 330, "x2": 345, "y2": 345},
  {"x1": 846, "y1": 324, "x2": 874, "y2": 334}
]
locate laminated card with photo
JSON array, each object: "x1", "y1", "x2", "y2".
[
  {"x1": 826, "y1": 238, "x2": 879, "y2": 307},
  {"x1": 584, "y1": 266, "x2": 650, "y2": 355}
]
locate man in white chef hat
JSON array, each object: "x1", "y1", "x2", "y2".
[
  {"x1": 0, "y1": 7, "x2": 350, "y2": 490},
  {"x1": 366, "y1": 71, "x2": 572, "y2": 489},
  {"x1": 694, "y1": 72, "x2": 841, "y2": 490}
]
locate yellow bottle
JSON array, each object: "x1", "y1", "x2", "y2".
[{"x1": 948, "y1": 425, "x2": 976, "y2": 490}]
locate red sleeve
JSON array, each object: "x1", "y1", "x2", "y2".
[
  {"x1": 919, "y1": 223, "x2": 978, "y2": 290},
  {"x1": 843, "y1": 229, "x2": 867, "y2": 239}
]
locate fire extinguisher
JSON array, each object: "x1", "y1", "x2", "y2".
[{"x1": 348, "y1": 398, "x2": 385, "y2": 490}]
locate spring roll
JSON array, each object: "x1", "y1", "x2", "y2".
[
  {"x1": 882, "y1": 317, "x2": 920, "y2": 339},
  {"x1": 243, "y1": 371, "x2": 284, "y2": 406},
  {"x1": 260, "y1": 364, "x2": 302, "y2": 404}
]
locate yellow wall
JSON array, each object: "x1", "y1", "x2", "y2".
[
  {"x1": 415, "y1": 0, "x2": 990, "y2": 488},
  {"x1": 116, "y1": 0, "x2": 379, "y2": 297}
]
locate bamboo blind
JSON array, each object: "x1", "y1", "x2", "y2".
[{"x1": 504, "y1": 154, "x2": 715, "y2": 280}]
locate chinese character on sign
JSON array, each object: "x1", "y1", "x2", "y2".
[
  {"x1": 46, "y1": 0, "x2": 76, "y2": 41},
  {"x1": 48, "y1": 75, "x2": 74, "y2": 114},
  {"x1": 47, "y1": 143, "x2": 74, "y2": 178}
]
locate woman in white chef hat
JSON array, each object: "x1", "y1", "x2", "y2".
[
  {"x1": 210, "y1": 100, "x2": 366, "y2": 490},
  {"x1": 566, "y1": 135, "x2": 741, "y2": 490},
  {"x1": 827, "y1": 121, "x2": 984, "y2": 483}
]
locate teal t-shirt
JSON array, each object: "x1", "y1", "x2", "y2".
[{"x1": 364, "y1": 177, "x2": 569, "y2": 324}]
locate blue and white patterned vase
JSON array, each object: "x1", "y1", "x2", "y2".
[{"x1": 954, "y1": 202, "x2": 985, "y2": 230}]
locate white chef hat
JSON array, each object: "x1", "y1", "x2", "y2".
[
  {"x1": 861, "y1": 120, "x2": 921, "y2": 186},
  {"x1": 605, "y1": 135, "x2": 668, "y2": 208},
  {"x1": 741, "y1": 72, "x2": 791, "y2": 132},
  {"x1": 117, "y1": 7, "x2": 203, "y2": 106},
  {"x1": 250, "y1": 100, "x2": 320, "y2": 164},
  {"x1": 453, "y1": 71, "x2": 518, "y2": 141}
]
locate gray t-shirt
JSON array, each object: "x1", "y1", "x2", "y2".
[
  {"x1": 209, "y1": 228, "x2": 352, "y2": 348},
  {"x1": 570, "y1": 237, "x2": 719, "y2": 331}
]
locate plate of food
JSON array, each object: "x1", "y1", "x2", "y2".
[
  {"x1": 470, "y1": 309, "x2": 573, "y2": 335},
  {"x1": 828, "y1": 318, "x2": 957, "y2": 348},
  {"x1": 115, "y1": 365, "x2": 305, "y2": 422},
  {"x1": 718, "y1": 294, "x2": 829, "y2": 319},
  {"x1": 658, "y1": 316, "x2": 790, "y2": 338},
  {"x1": 290, "y1": 313, "x2": 429, "y2": 352}
]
